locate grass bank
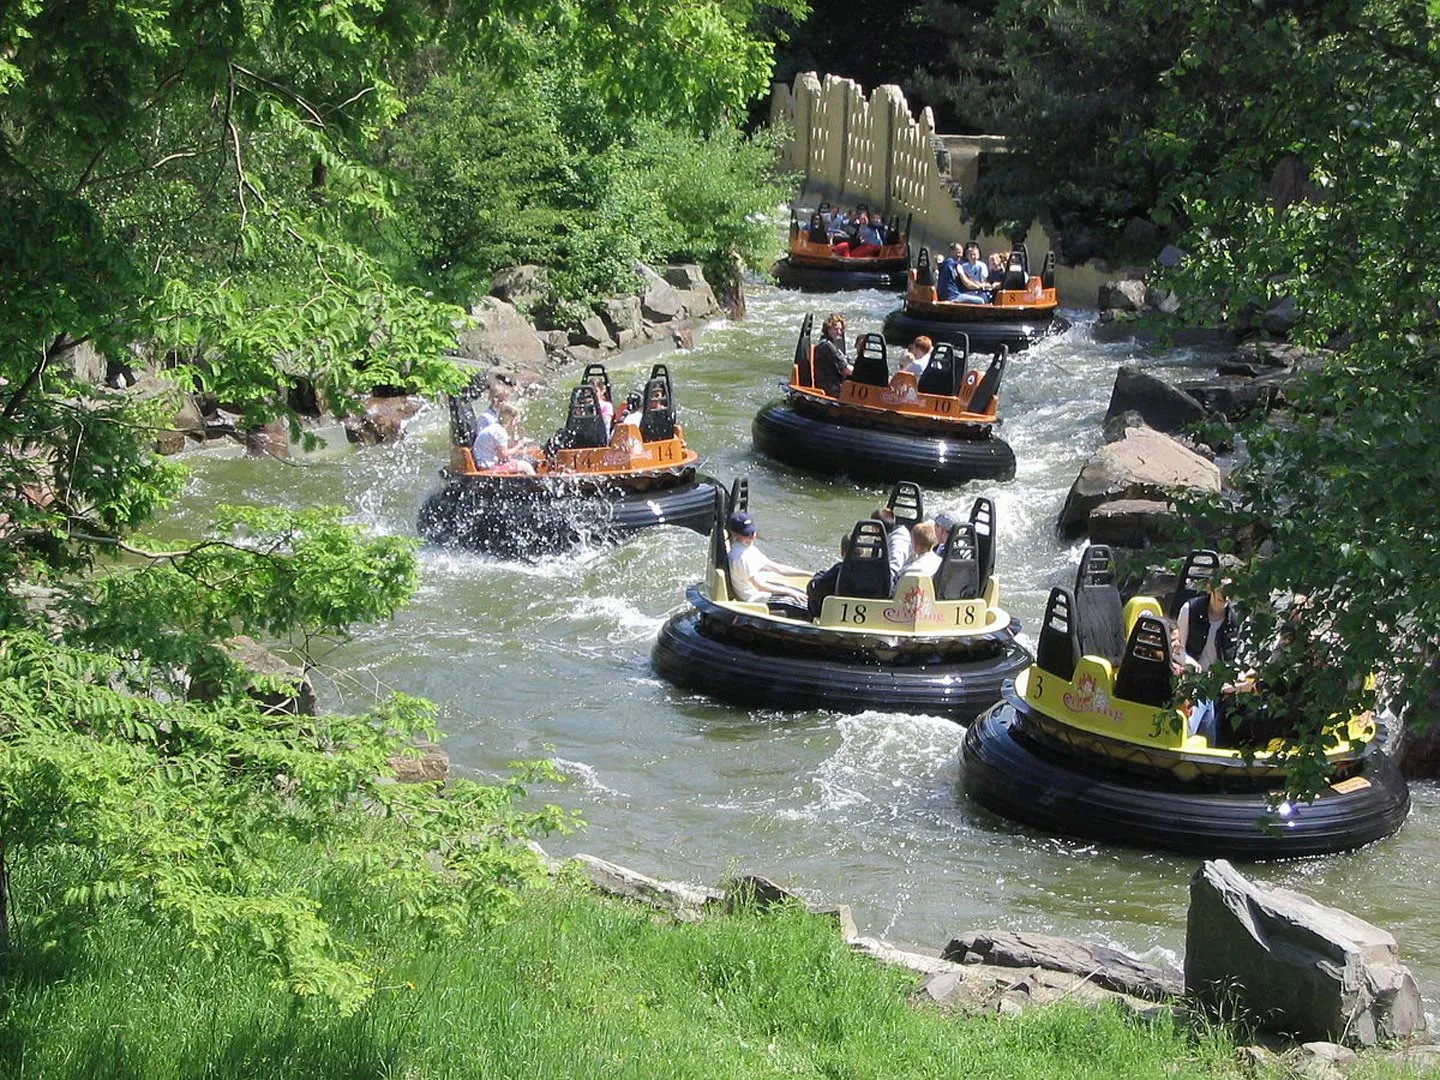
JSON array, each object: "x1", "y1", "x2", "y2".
[{"x1": 0, "y1": 863, "x2": 1291, "y2": 1080}]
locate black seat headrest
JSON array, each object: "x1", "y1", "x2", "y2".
[
  {"x1": 934, "y1": 523, "x2": 981, "y2": 600},
  {"x1": 886, "y1": 481, "x2": 924, "y2": 529},
  {"x1": 1113, "y1": 614, "x2": 1175, "y2": 707},
  {"x1": 851, "y1": 333, "x2": 889, "y2": 387},
  {"x1": 1073, "y1": 544, "x2": 1126, "y2": 665},
  {"x1": 1035, "y1": 587, "x2": 1080, "y2": 680},
  {"x1": 836, "y1": 520, "x2": 893, "y2": 600}
]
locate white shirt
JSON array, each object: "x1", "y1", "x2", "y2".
[
  {"x1": 472, "y1": 410, "x2": 509, "y2": 467},
  {"x1": 886, "y1": 525, "x2": 912, "y2": 582},
  {"x1": 903, "y1": 550, "x2": 943, "y2": 577},
  {"x1": 901, "y1": 350, "x2": 931, "y2": 378},
  {"x1": 728, "y1": 543, "x2": 771, "y2": 602}
]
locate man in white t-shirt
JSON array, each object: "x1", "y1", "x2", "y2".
[
  {"x1": 901, "y1": 522, "x2": 942, "y2": 578},
  {"x1": 725, "y1": 511, "x2": 807, "y2": 605}
]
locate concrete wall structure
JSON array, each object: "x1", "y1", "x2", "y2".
[{"x1": 771, "y1": 72, "x2": 1109, "y2": 305}]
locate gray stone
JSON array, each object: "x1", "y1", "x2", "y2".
[
  {"x1": 127, "y1": 372, "x2": 206, "y2": 454},
  {"x1": 597, "y1": 296, "x2": 642, "y2": 339},
  {"x1": 1298, "y1": 1042, "x2": 1358, "y2": 1067},
  {"x1": 637, "y1": 263, "x2": 687, "y2": 322},
  {"x1": 1263, "y1": 295, "x2": 1300, "y2": 336},
  {"x1": 189, "y1": 635, "x2": 317, "y2": 715},
  {"x1": 1179, "y1": 369, "x2": 1293, "y2": 419},
  {"x1": 571, "y1": 854, "x2": 722, "y2": 921},
  {"x1": 676, "y1": 286, "x2": 719, "y2": 319},
  {"x1": 244, "y1": 421, "x2": 290, "y2": 460},
  {"x1": 1101, "y1": 409, "x2": 1148, "y2": 444},
  {"x1": 1157, "y1": 244, "x2": 1187, "y2": 269},
  {"x1": 564, "y1": 344, "x2": 607, "y2": 367},
  {"x1": 942, "y1": 929, "x2": 1183, "y2": 1002},
  {"x1": 811, "y1": 904, "x2": 859, "y2": 943},
  {"x1": 387, "y1": 738, "x2": 450, "y2": 783},
  {"x1": 1185, "y1": 860, "x2": 1425, "y2": 1047},
  {"x1": 1385, "y1": 1043, "x2": 1440, "y2": 1073},
  {"x1": 662, "y1": 264, "x2": 708, "y2": 290},
  {"x1": 615, "y1": 328, "x2": 639, "y2": 350},
  {"x1": 539, "y1": 329, "x2": 571, "y2": 353},
  {"x1": 1099, "y1": 279, "x2": 1149, "y2": 312},
  {"x1": 1087, "y1": 498, "x2": 1179, "y2": 549},
  {"x1": 569, "y1": 315, "x2": 614, "y2": 349},
  {"x1": 456, "y1": 297, "x2": 549, "y2": 385},
  {"x1": 1144, "y1": 286, "x2": 1181, "y2": 315},
  {"x1": 489, "y1": 264, "x2": 548, "y2": 309},
  {"x1": 61, "y1": 339, "x2": 108, "y2": 383},
  {"x1": 724, "y1": 874, "x2": 802, "y2": 912},
  {"x1": 1058, "y1": 426, "x2": 1222, "y2": 538},
  {"x1": 1104, "y1": 365, "x2": 1209, "y2": 435}
]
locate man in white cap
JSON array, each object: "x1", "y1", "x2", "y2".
[{"x1": 725, "y1": 511, "x2": 808, "y2": 605}]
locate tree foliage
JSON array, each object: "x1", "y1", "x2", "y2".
[
  {"x1": 0, "y1": 0, "x2": 796, "y2": 1008},
  {"x1": 1142, "y1": 2, "x2": 1440, "y2": 762}
]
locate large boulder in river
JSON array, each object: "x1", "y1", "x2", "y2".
[
  {"x1": 456, "y1": 297, "x2": 549, "y2": 386},
  {"x1": 1098, "y1": 279, "x2": 1148, "y2": 313},
  {"x1": 1186, "y1": 860, "x2": 1424, "y2": 1047},
  {"x1": 1058, "y1": 425, "x2": 1221, "y2": 538},
  {"x1": 1104, "y1": 365, "x2": 1209, "y2": 435},
  {"x1": 636, "y1": 263, "x2": 687, "y2": 323}
]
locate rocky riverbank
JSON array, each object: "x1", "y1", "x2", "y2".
[{"x1": 100, "y1": 260, "x2": 731, "y2": 459}]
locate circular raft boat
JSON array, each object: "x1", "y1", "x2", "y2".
[
  {"x1": 772, "y1": 208, "x2": 911, "y2": 292},
  {"x1": 752, "y1": 316, "x2": 1015, "y2": 486},
  {"x1": 652, "y1": 480, "x2": 1031, "y2": 717},
  {"x1": 418, "y1": 363, "x2": 721, "y2": 557},
  {"x1": 961, "y1": 546, "x2": 1410, "y2": 858},
  {"x1": 882, "y1": 244, "x2": 1066, "y2": 351}
]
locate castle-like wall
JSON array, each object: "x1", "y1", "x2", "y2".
[{"x1": 771, "y1": 72, "x2": 1086, "y2": 297}]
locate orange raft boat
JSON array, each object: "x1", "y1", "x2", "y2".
[
  {"x1": 882, "y1": 243, "x2": 1066, "y2": 350},
  {"x1": 417, "y1": 363, "x2": 721, "y2": 556},
  {"x1": 752, "y1": 317, "x2": 1015, "y2": 485},
  {"x1": 773, "y1": 207, "x2": 912, "y2": 292}
]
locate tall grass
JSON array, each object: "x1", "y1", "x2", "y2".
[{"x1": 1, "y1": 857, "x2": 1411, "y2": 1080}]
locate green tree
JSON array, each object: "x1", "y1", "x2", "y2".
[
  {"x1": 1141, "y1": 2, "x2": 1440, "y2": 782},
  {"x1": 0, "y1": 0, "x2": 799, "y2": 1007}
]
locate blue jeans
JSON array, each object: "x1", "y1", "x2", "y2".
[
  {"x1": 1186, "y1": 699, "x2": 1218, "y2": 744},
  {"x1": 954, "y1": 292, "x2": 990, "y2": 304}
]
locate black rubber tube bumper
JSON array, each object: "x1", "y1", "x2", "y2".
[
  {"x1": 418, "y1": 475, "x2": 722, "y2": 556},
  {"x1": 753, "y1": 402, "x2": 1015, "y2": 486},
  {"x1": 774, "y1": 260, "x2": 907, "y2": 292},
  {"x1": 960, "y1": 700, "x2": 1412, "y2": 859},
  {"x1": 652, "y1": 607, "x2": 1032, "y2": 720},
  {"x1": 882, "y1": 309, "x2": 1068, "y2": 351}
]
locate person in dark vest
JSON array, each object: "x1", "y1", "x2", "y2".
[{"x1": 1174, "y1": 576, "x2": 1238, "y2": 743}]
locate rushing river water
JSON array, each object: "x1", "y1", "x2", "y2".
[{"x1": 162, "y1": 285, "x2": 1440, "y2": 989}]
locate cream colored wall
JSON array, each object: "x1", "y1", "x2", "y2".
[{"x1": 770, "y1": 71, "x2": 1109, "y2": 307}]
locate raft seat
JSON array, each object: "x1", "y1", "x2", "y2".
[
  {"x1": 1035, "y1": 588, "x2": 1080, "y2": 680},
  {"x1": 850, "y1": 334, "x2": 890, "y2": 387},
  {"x1": 1112, "y1": 614, "x2": 1174, "y2": 707},
  {"x1": 935, "y1": 523, "x2": 980, "y2": 601},
  {"x1": 1074, "y1": 545, "x2": 1125, "y2": 665},
  {"x1": 836, "y1": 520, "x2": 892, "y2": 599}
]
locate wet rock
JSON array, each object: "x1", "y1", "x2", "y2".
[
  {"x1": 942, "y1": 929, "x2": 1183, "y2": 1002},
  {"x1": 1186, "y1": 859, "x2": 1425, "y2": 1047},
  {"x1": 244, "y1": 420, "x2": 291, "y2": 459},
  {"x1": 1144, "y1": 286, "x2": 1180, "y2": 315},
  {"x1": 1101, "y1": 408, "x2": 1148, "y2": 444},
  {"x1": 457, "y1": 297, "x2": 548, "y2": 385},
  {"x1": 1104, "y1": 365, "x2": 1209, "y2": 435},
  {"x1": 1058, "y1": 426, "x2": 1221, "y2": 539},
  {"x1": 1179, "y1": 369, "x2": 1293, "y2": 419},
  {"x1": 670, "y1": 323, "x2": 695, "y2": 350},
  {"x1": 343, "y1": 394, "x2": 423, "y2": 445}
]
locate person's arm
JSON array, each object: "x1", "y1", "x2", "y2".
[{"x1": 958, "y1": 264, "x2": 991, "y2": 291}]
